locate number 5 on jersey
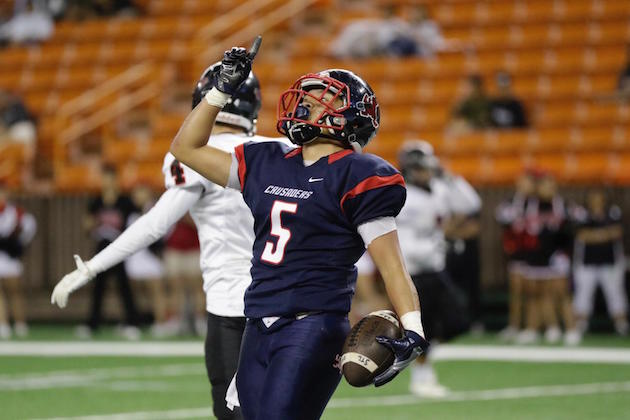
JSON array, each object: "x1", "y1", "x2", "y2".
[{"x1": 261, "y1": 200, "x2": 298, "y2": 265}]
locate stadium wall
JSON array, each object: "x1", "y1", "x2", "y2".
[{"x1": 11, "y1": 187, "x2": 630, "y2": 321}]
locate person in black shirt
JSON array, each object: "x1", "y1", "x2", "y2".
[
  {"x1": 515, "y1": 174, "x2": 580, "y2": 345},
  {"x1": 490, "y1": 71, "x2": 528, "y2": 129},
  {"x1": 78, "y1": 166, "x2": 139, "y2": 338},
  {"x1": 448, "y1": 75, "x2": 493, "y2": 134},
  {"x1": 572, "y1": 189, "x2": 628, "y2": 335}
]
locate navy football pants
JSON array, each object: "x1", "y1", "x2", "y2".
[{"x1": 236, "y1": 313, "x2": 349, "y2": 420}]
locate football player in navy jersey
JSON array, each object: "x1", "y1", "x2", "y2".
[{"x1": 170, "y1": 37, "x2": 428, "y2": 419}]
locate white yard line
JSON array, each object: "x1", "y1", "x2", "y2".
[
  {"x1": 31, "y1": 380, "x2": 630, "y2": 419},
  {"x1": 431, "y1": 345, "x2": 630, "y2": 364},
  {"x1": 2, "y1": 342, "x2": 630, "y2": 364},
  {"x1": 0, "y1": 342, "x2": 203, "y2": 356},
  {"x1": 328, "y1": 380, "x2": 630, "y2": 408},
  {"x1": 0, "y1": 363, "x2": 205, "y2": 391},
  {"x1": 32, "y1": 407, "x2": 212, "y2": 420}
]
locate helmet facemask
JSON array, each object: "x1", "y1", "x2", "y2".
[{"x1": 277, "y1": 74, "x2": 350, "y2": 146}]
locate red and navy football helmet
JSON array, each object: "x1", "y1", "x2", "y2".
[
  {"x1": 192, "y1": 62, "x2": 262, "y2": 134},
  {"x1": 277, "y1": 69, "x2": 380, "y2": 151}
]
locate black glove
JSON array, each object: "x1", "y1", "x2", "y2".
[{"x1": 214, "y1": 36, "x2": 261, "y2": 95}]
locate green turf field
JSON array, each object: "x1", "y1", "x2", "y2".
[{"x1": 2, "y1": 327, "x2": 630, "y2": 419}]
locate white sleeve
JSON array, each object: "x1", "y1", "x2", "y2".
[
  {"x1": 226, "y1": 154, "x2": 241, "y2": 190},
  {"x1": 446, "y1": 176, "x2": 482, "y2": 215},
  {"x1": 18, "y1": 213, "x2": 37, "y2": 245},
  {"x1": 87, "y1": 187, "x2": 202, "y2": 274},
  {"x1": 357, "y1": 217, "x2": 397, "y2": 248},
  {"x1": 163, "y1": 152, "x2": 214, "y2": 191}
]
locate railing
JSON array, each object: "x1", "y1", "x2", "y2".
[
  {"x1": 53, "y1": 62, "x2": 157, "y2": 167},
  {"x1": 52, "y1": 0, "x2": 319, "y2": 188}
]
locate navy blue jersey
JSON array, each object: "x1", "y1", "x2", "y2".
[
  {"x1": 573, "y1": 205, "x2": 623, "y2": 265},
  {"x1": 234, "y1": 141, "x2": 406, "y2": 318}
]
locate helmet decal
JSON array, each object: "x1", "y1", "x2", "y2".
[{"x1": 357, "y1": 93, "x2": 380, "y2": 129}]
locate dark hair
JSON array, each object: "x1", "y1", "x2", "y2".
[
  {"x1": 467, "y1": 74, "x2": 483, "y2": 89},
  {"x1": 102, "y1": 164, "x2": 117, "y2": 175}
]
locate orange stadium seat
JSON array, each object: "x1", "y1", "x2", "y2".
[
  {"x1": 3, "y1": 0, "x2": 626, "y2": 190},
  {"x1": 103, "y1": 137, "x2": 171, "y2": 165},
  {"x1": 152, "y1": 113, "x2": 187, "y2": 139},
  {"x1": 54, "y1": 164, "x2": 102, "y2": 193},
  {"x1": 118, "y1": 161, "x2": 164, "y2": 190}
]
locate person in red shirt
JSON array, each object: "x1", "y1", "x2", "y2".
[{"x1": 164, "y1": 216, "x2": 205, "y2": 335}]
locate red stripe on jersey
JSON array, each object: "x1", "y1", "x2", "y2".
[
  {"x1": 340, "y1": 174, "x2": 405, "y2": 211},
  {"x1": 16, "y1": 206, "x2": 24, "y2": 222},
  {"x1": 328, "y1": 149, "x2": 353, "y2": 164},
  {"x1": 234, "y1": 144, "x2": 247, "y2": 191},
  {"x1": 284, "y1": 147, "x2": 302, "y2": 159}
]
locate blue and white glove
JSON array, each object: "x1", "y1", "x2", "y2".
[
  {"x1": 374, "y1": 312, "x2": 429, "y2": 387},
  {"x1": 205, "y1": 36, "x2": 262, "y2": 107}
]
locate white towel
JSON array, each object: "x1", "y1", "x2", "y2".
[{"x1": 225, "y1": 374, "x2": 240, "y2": 410}]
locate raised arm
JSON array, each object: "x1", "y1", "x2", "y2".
[{"x1": 170, "y1": 37, "x2": 262, "y2": 187}]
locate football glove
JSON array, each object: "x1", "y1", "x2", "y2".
[
  {"x1": 51, "y1": 255, "x2": 96, "y2": 308},
  {"x1": 214, "y1": 36, "x2": 261, "y2": 95},
  {"x1": 373, "y1": 330, "x2": 429, "y2": 387}
]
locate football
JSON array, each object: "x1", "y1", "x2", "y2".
[{"x1": 340, "y1": 310, "x2": 402, "y2": 387}]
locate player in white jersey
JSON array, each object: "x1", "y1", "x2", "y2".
[
  {"x1": 51, "y1": 64, "x2": 283, "y2": 420},
  {"x1": 0, "y1": 183, "x2": 37, "y2": 339},
  {"x1": 396, "y1": 141, "x2": 470, "y2": 398}
]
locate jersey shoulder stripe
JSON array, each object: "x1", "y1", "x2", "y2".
[
  {"x1": 340, "y1": 173, "x2": 405, "y2": 210},
  {"x1": 340, "y1": 152, "x2": 404, "y2": 190},
  {"x1": 234, "y1": 143, "x2": 247, "y2": 191},
  {"x1": 336, "y1": 152, "x2": 406, "y2": 226}
]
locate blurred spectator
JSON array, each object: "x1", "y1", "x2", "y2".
[
  {"x1": 489, "y1": 72, "x2": 528, "y2": 129},
  {"x1": 329, "y1": 5, "x2": 407, "y2": 58},
  {"x1": 163, "y1": 217, "x2": 205, "y2": 336},
  {"x1": 329, "y1": 5, "x2": 464, "y2": 59},
  {"x1": 0, "y1": 0, "x2": 54, "y2": 45},
  {"x1": 495, "y1": 171, "x2": 537, "y2": 341},
  {"x1": 59, "y1": 0, "x2": 141, "y2": 21},
  {"x1": 571, "y1": 189, "x2": 628, "y2": 336},
  {"x1": 124, "y1": 185, "x2": 168, "y2": 337},
  {"x1": 516, "y1": 173, "x2": 579, "y2": 345},
  {"x1": 447, "y1": 75, "x2": 492, "y2": 135},
  {"x1": 0, "y1": 90, "x2": 37, "y2": 150},
  {"x1": 0, "y1": 181, "x2": 36, "y2": 339},
  {"x1": 78, "y1": 165, "x2": 140, "y2": 339},
  {"x1": 405, "y1": 5, "x2": 467, "y2": 57}
]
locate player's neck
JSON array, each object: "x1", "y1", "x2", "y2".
[{"x1": 302, "y1": 140, "x2": 346, "y2": 162}]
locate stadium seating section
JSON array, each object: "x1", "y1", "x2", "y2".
[{"x1": 1, "y1": 0, "x2": 629, "y2": 190}]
